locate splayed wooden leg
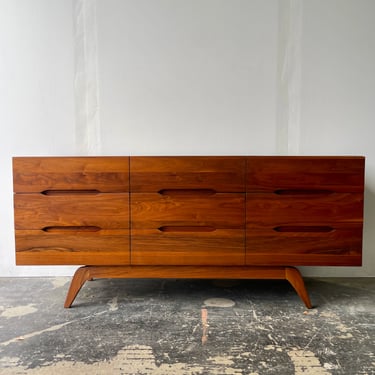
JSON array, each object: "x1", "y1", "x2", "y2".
[
  {"x1": 64, "y1": 266, "x2": 92, "y2": 308},
  {"x1": 285, "y1": 267, "x2": 313, "y2": 309}
]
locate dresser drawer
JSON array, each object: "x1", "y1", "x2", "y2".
[
  {"x1": 13, "y1": 157, "x2": 129, "y2": 193},
  {"x1": 13, "y1": 157, "x2": 130, "y2": 267},
  {"x1": 131, "y1": 193, "x2": 245, "y2": 229},
  {"x1": 14, "y1": 193, "x2": 129, "y2": 229},
  {"x1": 247, "y1": 156, "x2": 365, "y2": 192},
  {"x1": 15, "y1": 229, "x2": 130, "y2": 265},
  {"x1": 246, "y1": 224, "x2": 362, "y2": 266},
  {"x1": 246, "y1": 192, "x2": 363, "y2": 226},
  {"x1": 130, "y1": 156, "x2": 246, "y2": 192},
  {"x1": 131, "y1": 229, "x2": 244, "y2": 265}
]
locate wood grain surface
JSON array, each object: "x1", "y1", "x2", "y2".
[
  {"x1": 13, "y1": 157, "x2": 129, "y2": 192},
  {"x1": 130, "y1": 156, "x2": 246, "y2": 192}
]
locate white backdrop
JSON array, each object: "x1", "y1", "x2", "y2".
[{"x1": 1, "y1": 0, "x2": 374, "y2": 277}]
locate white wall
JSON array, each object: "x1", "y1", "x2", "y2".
[
  {"x1": 0, "y1": 0, "x2": 374, "y2": 277},
  {"x1": 97, "y1": 0, "x2": 278, "y2": 155}
]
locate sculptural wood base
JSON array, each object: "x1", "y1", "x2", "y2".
[{"x1": 64, "y1": 265, "x2": 313, "y2": 309}]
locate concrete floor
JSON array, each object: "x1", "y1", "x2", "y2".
[{"x1": 0, "y1": 276, "x2": 374, "y2": 374}]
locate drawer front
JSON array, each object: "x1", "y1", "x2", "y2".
[
  {"x1": 130, "y1": 156, "x2": 246, "y2": 266},
  {"x1": 15, "y1": 229, "x2": 130, "y2": 265},
  {"x1": 131, "y1": 191, "x2": 245, "y2": 265},
  {"x1": 131, "y1": 229, "x2": 244, "y2": 265},
  {"x1": 246, "y1": 156, "x2": 364, "y2": 266},
  {"x1": 14, "y1": 193, "x2": 129, "y2": 229},
  {"x1": 13, "y1": 157, "x2": 130, "y2": 266},
  {"x1": 13, "y1": 157, "x2": 129, "y2": 193},
  {"x1": 130, "y1": 156, "x2": 246, "y2": 192},
  {"x1": 247, "y1": 156, "x2": 365, "y2": 192},
  {"x1": 246, "y1": 225, "x2": 362, "y2": 266},
  {"x1": 246, "y1": 192, "x2": 363, "y2": 226},
  {"x1": 131, "y1": 193, "x2": 245, "y2": 229}
]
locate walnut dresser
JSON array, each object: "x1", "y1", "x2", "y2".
[{"x1": 13, "y1": 156, "x2": 365, "y2": 308}]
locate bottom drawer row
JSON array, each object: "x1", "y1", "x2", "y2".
[{"x1": 15, "y1": 227, "x2": 362, "y2": 267}]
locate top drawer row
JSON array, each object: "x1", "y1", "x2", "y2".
[{"x1": 13, "y1": 156, "x2": 365, "y2": 193}]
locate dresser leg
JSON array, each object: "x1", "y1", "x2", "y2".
[
  {"x1": 64, "y1": 265, "x2": 313, "y2": 309},
  {"x1": 64, "y1": 266, "x2": 92, "y2": 308},
  {"x1": 285, "y1": 267, "x2": 313, "y2": 309}
]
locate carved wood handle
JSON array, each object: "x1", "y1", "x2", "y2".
[
  {"x1": 41, "y1": 190, "x2": 100, "y2": 195},
  {"x1": 42, "y1": 226, "x2": 101, "y2": 233}
]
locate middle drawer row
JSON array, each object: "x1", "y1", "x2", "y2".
[{"x1": 15, "y1": 192, "x2": 361, "y2": 230}]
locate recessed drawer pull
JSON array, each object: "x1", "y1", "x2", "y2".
[
  {"x1": 273, "y1": 225, "x2": 334, "y2": 233},
  {"x1": 274, "y1": 189, "x2": 333, "y2": 195},
  {"x1": 41, "y1": 190, "x2": 100, "y2": 196},
  {"x1": 158, "y1": 226, "x2": 216, "y2": 232},
  {"x1": 158, "y1": 189, "x2": 216, "y2": 196},
  {"x1": 42, "y1": 226, "x2": 101, "y2": 233}
]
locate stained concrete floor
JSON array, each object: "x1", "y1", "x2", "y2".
[{"x1": 0, "y1": 276, "x2": 374, "y2": 375}]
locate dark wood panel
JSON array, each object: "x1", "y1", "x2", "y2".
[
  {"x1": 130, "y1": 156, "x2": 246, "y2": 192},
  {"x1": 131, "y1": 193, "x2": 245, "y2": 229},
  {"x1": 246, "y1": 193, "x2": 363, "y2": 226},
  {"x1": 13, "y1": 157, "x2": 129, "y2": 193},
  {"x1": 246, "y1": 226, "x2": 362, "y2": 266},
  {"x1": 14, "y1": 193, "x2": 129, "y2": 229},
  {"x1": 131, "y1": 229, "x2": 245, "y2": 265},
  {"x1": 15, "y1": 229, "x2": 130, "y2": 265},
  {"x1": 247, "y1": 156, "x2": 365, "y2": 192}
]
